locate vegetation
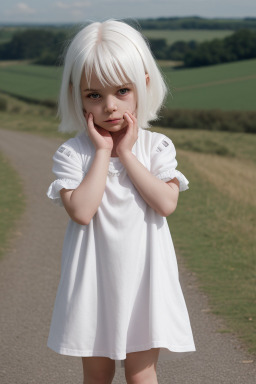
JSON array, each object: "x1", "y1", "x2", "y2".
[
  {"x1": 0, "y1": 63, "x2": 61, "y2": 102},
  {"x1": 184, "y1": 29, "x2": 256, "y2": 67},
  {"x1": 146, "y1": 29, "x2": 256, "y2": 66},
  {"x1": 158, "y1": 127, "x2": 256, "y2": 354},
  {"x1": 163, "y1": 58, "x2": 256, "y2": 111},
  {"x1": 0, "y1": 29, "x2": 67, "y2": 65},
  {"x1": 142, "y1": 29, "x2": 234, "y2": 45},
  {"x1": 155, "y1": 109, "x2": 256, "y2": 133},
  {"x1": 1, "y1": 25, "x2": 256, "y2": 68},
  {"x1": 136, "y1": 16, "x2": 256, "y2": 30},
  {"x1": 0, "y1": 152, "x2": 25, "y2": 260}
]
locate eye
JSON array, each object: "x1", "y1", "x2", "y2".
[
  {"x1": 88, "y1": 93, "x2": 101, "y2": 99},
  {"x1": 118, "y1": 88, "x2": 130, "y2": 95}
]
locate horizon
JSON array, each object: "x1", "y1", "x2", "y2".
[
  {"x1": 1, "y1": 1, "x2": 256, "y2": 24},
  {"x1": 1, "y1": 15, "x2": 256, "y2": 27}
]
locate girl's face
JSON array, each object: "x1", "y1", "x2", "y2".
[{"x1": 80, "y1": 70, "x2": 137, "y2": 132}]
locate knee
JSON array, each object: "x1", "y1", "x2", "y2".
[
  {"x1": 125, "y1": 369, "x2": 158, "y2": 384},
  {"x1": 83, "y1": 368, "x2": 115, "y2": 384},
  {"x1": 82, "y1": 357, "x2": 115, "y2": 384}
]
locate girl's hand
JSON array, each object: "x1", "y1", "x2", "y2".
[
  {"x1": 116, "y1": 111, "x2": 138, "y2": 157},
  {"x1": 87, "y1": 113, "x2": 113, "y2": 152}
]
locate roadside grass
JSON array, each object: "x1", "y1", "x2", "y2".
[
  {"x1": 0, "y1": 97, "x2": 255, "y2": 354},
  {"x1": 0, "y1": 152, "x2": 25, "y2": 260},
  {"x1": 0, "y1": 93, "x2": 71, "y2": 139},
  {"x1": 156, "y1": 127, "x2": 256, "y2": 354}
]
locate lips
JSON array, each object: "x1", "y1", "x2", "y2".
[{"x1": 104, "y1": 118, "x2": 121, "y2": 122}]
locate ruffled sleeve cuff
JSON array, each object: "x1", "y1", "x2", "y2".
[
  {"x1": 46, "y1": 178, "x2": 82, "y2": 206},
  {"x1": 156, "y1": 169, "x2": 189, "y2": 192}
]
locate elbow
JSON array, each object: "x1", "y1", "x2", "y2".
[
  {"x1": 157, "y1": 200, "x2": 178, "y2": 217},
  {"x1": 73, "y1": 217, "x2": 92, "y2": 226},
  {"x1": 70, "y1": 210, "x2": 94, "y2": 226}
]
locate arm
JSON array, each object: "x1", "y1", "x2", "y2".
[
  {"x1": 60, "y1": 113, "x2": 113, "y2": 225},
  {"x1": 117, "y1": 112, "x2": 180, "y2": 217},
  {"x1": 119, "y1": 151, "x2": 179, "y2": 217}
]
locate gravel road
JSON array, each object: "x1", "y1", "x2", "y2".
[{"x1": 0, "y1": 129, "x2": 255, "y2": 384}]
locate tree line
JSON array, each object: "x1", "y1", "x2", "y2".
[
  {"x1": 0, "y1": 29, "x2": 67, "y2": 65},
  {"x1": 135, "y1": 16, "x2": 256, "y2": 30},
  {"x1": 150, "y1": 29, "x2": 256, "y2": 67},
  {"x1": 0, "y1": 28, "x2": 256, "y2": 68}
]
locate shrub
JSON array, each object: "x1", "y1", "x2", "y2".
[
  {"x1": 154, "y1": 109, "x2": 256, "y2": 133},
  {"x1": 0, "y1": 97, "x2": 7, "y2": 111}
]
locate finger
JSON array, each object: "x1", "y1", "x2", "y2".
[
  {"x1": 126, "y1": 111, "x2": 138, "y2": 127},
  {"x1": 124, "y1": 112, "x2": 138, "y2": 134},
  {"x1": 87, "y1": 113, "x2": 95, "y2": 131}
]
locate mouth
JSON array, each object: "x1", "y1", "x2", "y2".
[{"x1": 104, "y1": 118, "x2": 121, "y2": 124}]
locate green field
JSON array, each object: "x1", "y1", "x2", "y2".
[
  {"x1": 164, "y1": 58, "x2": 256, "y2": 110},
  {"x1": 142, "y1": 29, "x2": 233, "y2": 45},
  {"x1": 0, "y1": 63, "x2": 61, "y2": 101},
  {"x1": 0, "y1": 59, "x2": 255, "y2": 111}
]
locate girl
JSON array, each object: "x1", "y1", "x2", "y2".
[{"x1": 47, "y1": 19, "x2": 195, "y2": 384}]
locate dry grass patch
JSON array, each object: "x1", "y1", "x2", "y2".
[{"x1": 182, "y1": 151, "x2": 256, "y2": 208}]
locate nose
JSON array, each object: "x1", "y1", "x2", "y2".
[{"x1": 104, "y1": 96, "x2": 117, "y2": 113}]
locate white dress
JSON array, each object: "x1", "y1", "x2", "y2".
[{"x1": 46, "y1": 128, "x2": 195, "y2": 369}]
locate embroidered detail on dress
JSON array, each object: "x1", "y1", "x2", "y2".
[
  {"x1": 108, "y1": 171, "x2": 121, "y2": 177},
  {"x1": 156, "y1": 139, "x2": 170, "y2": 152},
  {"x1": 58, "y1": 146, "x2": 74, "y2": 158}
]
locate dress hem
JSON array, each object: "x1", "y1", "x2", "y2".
[{"x1": 47, "y1": 340, "x2": 196, "y2": 360}]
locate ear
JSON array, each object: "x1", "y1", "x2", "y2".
[{"x1": 145, "y1": 73, "x2": 150, "y2": 86}]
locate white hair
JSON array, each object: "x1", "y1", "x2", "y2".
[{"x1": 58, "y1": 19, "x2": 168, "y2": 133}]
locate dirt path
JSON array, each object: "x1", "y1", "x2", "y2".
[{"x1": 0, "y1": 129, "x2": 255, "y2": 384}]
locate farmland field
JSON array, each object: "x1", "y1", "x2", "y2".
[
  {"x1": 164, "y1": 59, "x2": 256, "y2": 110},
  {"x1": 0, "y1": 63, "x2": 61, "y2": 101},
  {"x1": 0, "y1": 59, "x2": 255, "y2": 111},
  {"x1": 142, "y1": 29, "x2": 233, "y2": 45}
]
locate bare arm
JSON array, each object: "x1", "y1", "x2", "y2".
[
  {"x1": 117, "y1": 112, "x2": 180, "y2": 217},
  {"x1": 119, "y1": 151, "x2": 179, "y2": 216},
  {"x1": 60, "y1": 113, "x2": 113, "y2": 225}
]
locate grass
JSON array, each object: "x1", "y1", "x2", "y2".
[
  {"x1": 0, "y1": 95, "x2": 255, "y2": 354},
  {"x1": 142, "y1": 29, "x2": 234, "y2": 45},
  {"x1": 0, "y1": 63, "x2": 61, "y2": 101},
  {"x1": 154, "y1": 127, "x2": 256, "y2": 354},
  {"x1": 162, "y1": 58, "x2": 256, "y2": 110},
  {"x1": 0, "y1": 152, "x2": 25, "y2": 260}
]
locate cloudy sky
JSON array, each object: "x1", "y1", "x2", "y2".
[{"x1": 1, "y1": 0, "x2": 256, "y2": 24}]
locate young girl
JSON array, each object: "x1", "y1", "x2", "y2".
[{"x1": 47, "y1": 19, "x2": 195, "y2": 384}]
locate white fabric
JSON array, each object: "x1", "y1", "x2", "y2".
[{"x1": 46, "y1": 128, "x2": 195, "y2": 369}]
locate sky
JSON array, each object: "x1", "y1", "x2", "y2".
[{"x1": 1, "y1": 0, "x2": 256, "y2": 24}]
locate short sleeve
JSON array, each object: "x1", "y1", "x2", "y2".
[
  {"x1": 47, "y1": 143, "x2": 85, "y2": 206},
  {"x1": 150, "y1": 133, "x2": 189, "y2": 192}
]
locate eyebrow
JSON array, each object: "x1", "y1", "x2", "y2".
[{"x1": 82, "y1": 83, "x2": 132, "y2": 92}]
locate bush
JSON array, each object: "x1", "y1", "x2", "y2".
[
  {"x1": 0, "y1": 97, "x2": 7, "y2": 111},
  {"x1": 153, "y1": 109, "x2": 256, "y2": 133}
]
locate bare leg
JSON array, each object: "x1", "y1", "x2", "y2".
[
  {"x1": 124, "y1": 348, "x2": 160, "y2": 384},
  {"x1": 81, "y1": 356, "x2": 115, "y2": 384}
]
